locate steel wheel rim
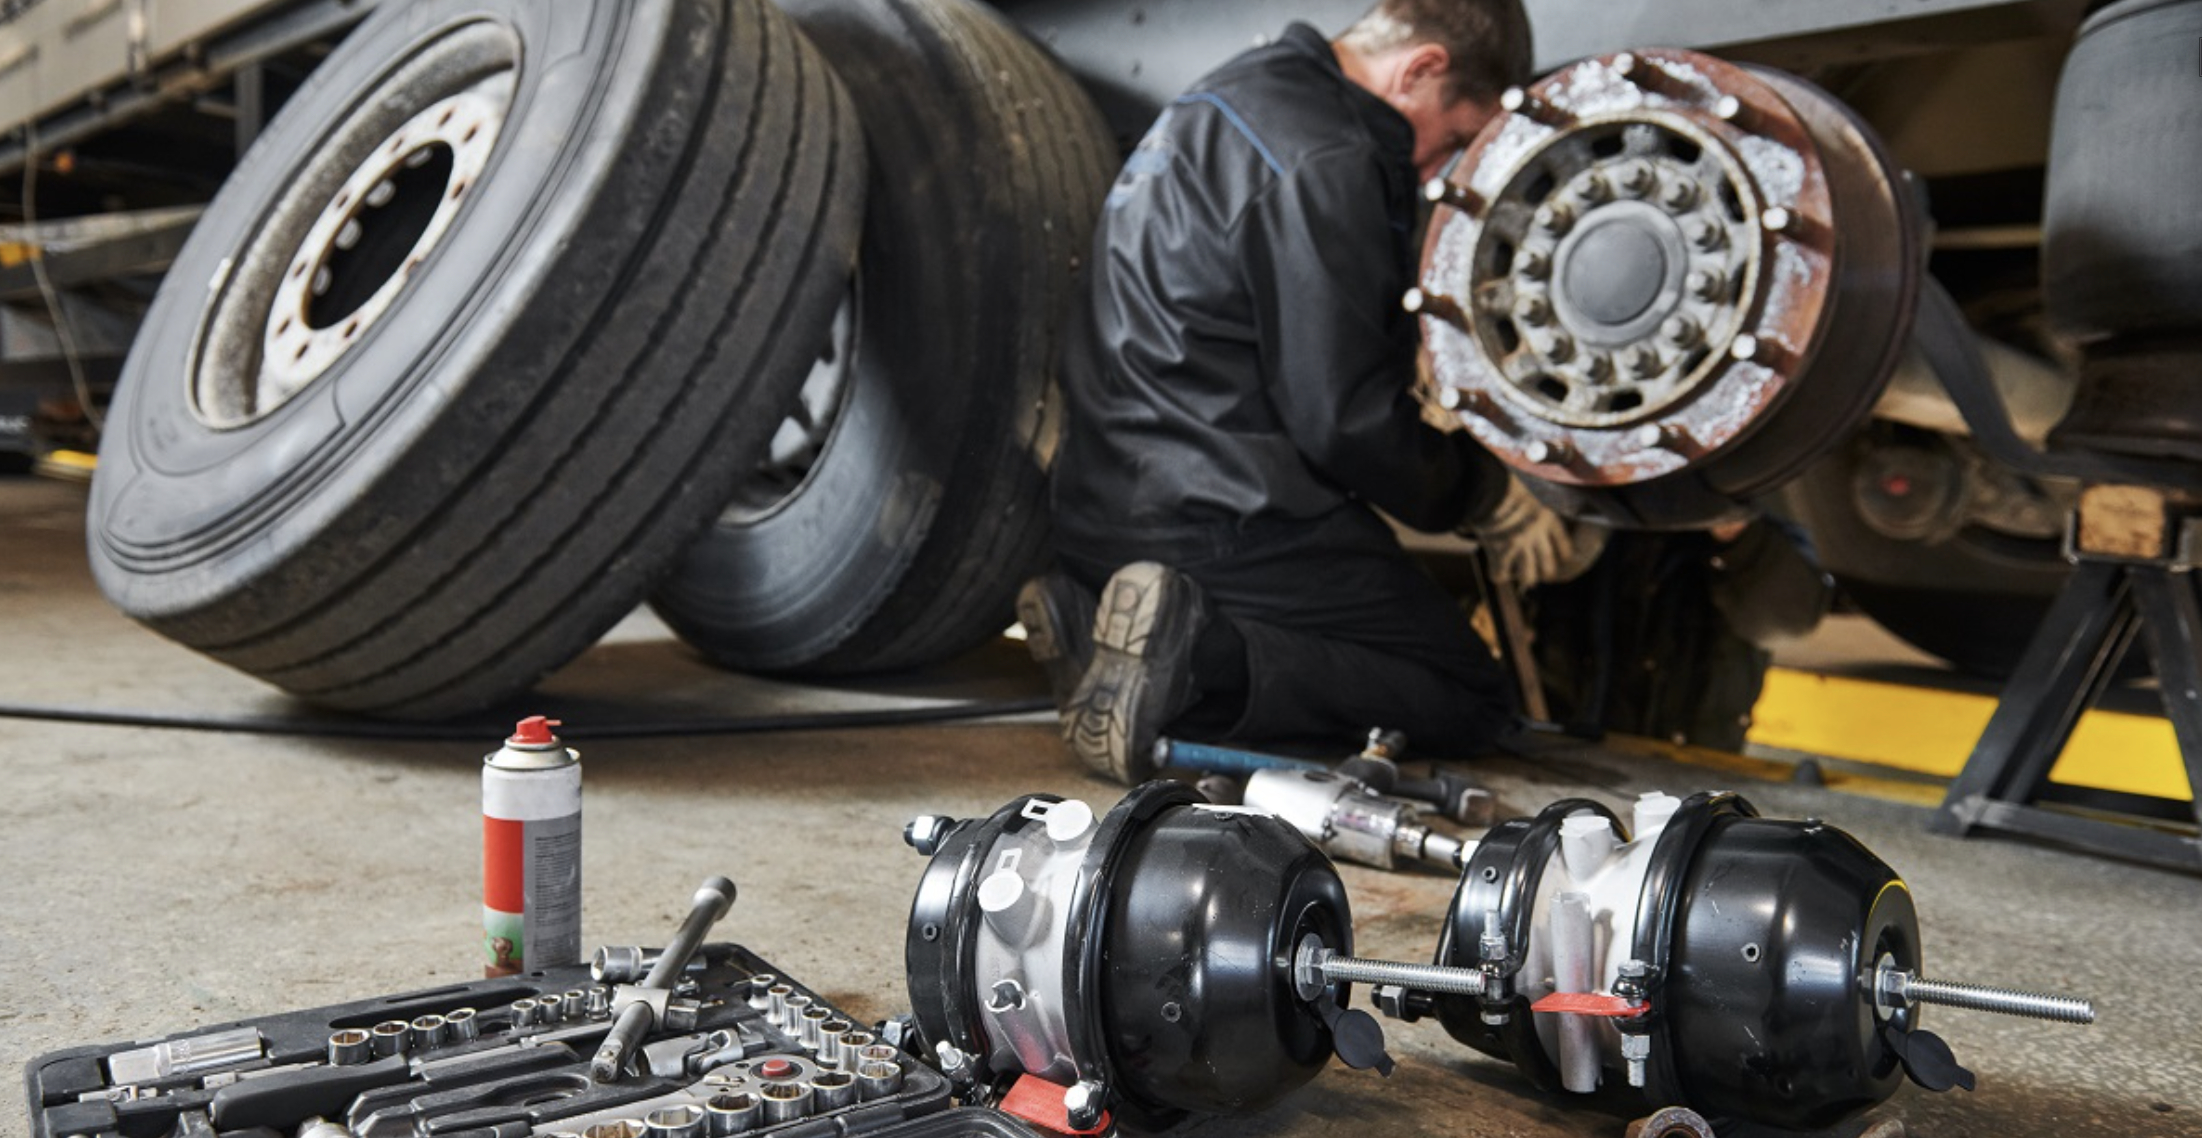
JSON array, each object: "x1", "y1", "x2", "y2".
[{"x1": 190, "y1": 21, "x2": 519, "y2": 430}]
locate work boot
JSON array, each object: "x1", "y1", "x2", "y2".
[
  {"x1": 1015, "y1": 571, "x2": 1097, "y2": 710},
  {"x1": 1063, "y1": 561, "x2": 1210, "y2": 784}
]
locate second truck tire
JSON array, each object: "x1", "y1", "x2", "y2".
[
  {"x1": 87, "y1": 0, "x2": 866, "y2": 717},
  {"x1": 649, "y1": 0, "x2": 1119, "y2": 675}
]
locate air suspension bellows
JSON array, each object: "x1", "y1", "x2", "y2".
[
  {"x1": 1367, "y1": 792, "x2": 2094, "y2": 1133},
  {"x1": 1416, "y1": 50, "x2": 1923, "y2": 529},
  {"x1": 901, "y1": 782, "x2": 1389, "y2": 1129}
]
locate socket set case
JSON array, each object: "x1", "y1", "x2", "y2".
[{"x1": 24, "y1": 944, "x2": 1035, "y2": 1138}]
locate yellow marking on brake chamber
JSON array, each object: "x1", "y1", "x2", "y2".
[{"x1": 1748, "y1": 668, "x2": 2191, "y2": 801}]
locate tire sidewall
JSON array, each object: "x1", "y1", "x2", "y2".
[
  {"x1": 661, "y1": 0, "x2": 1047, "y2": 668},
  {"x1": 89, "y1": 0, "x2": 670, "y2": 622}
]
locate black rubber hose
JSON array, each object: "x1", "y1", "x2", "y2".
[{"x1": 0, "y1": 697, "x2": 1055, "y2": 741}]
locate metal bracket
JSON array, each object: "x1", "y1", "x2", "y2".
[{"x1": 1918, "y1": 277, "x2": 2202, "y2": 492}]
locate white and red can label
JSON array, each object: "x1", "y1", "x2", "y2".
[{"x1": 483, "y1": 717, "x2": 582, "y2": 977}]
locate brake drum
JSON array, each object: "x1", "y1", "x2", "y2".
[{"x1": 1417, "y1": 50, "x2": 1923, "y2": 529}]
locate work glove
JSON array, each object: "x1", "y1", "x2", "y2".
[{"x1": 1467, "y1": 473, "x2": 1599, "y2": 588}]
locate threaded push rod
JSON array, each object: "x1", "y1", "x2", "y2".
[
  {"x1": 1304, "y1": 947, "x2": 1487, "y2": 997},
  {"x1": 1896, "y1": 974, "x2": 2095, "y2": 1025}
]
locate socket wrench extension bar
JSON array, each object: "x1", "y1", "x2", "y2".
[{"x1": 592, "y1": 876, "x2": 738, "y2": 1082}]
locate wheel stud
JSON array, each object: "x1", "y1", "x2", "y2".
[
  {"x1": 1502, "y1": 87, "x2": 1572, "y2": 127},
  {"x1": 1424, "y1": 178, "x2": 1487, "y2": 218},
  {"x1": 1404, "y1": 287, "x2": 1470, "y2": 331}
]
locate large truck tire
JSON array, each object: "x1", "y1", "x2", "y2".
[
  {"x1": 86, "y1": 0, "x2": 866, "y2": 717},
  {"x1": 649, "y1": 0, "x2": 1116, "y2": 675}
]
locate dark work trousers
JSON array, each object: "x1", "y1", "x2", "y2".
[{"x1": 1056, "y1": 504, "x2": 1517, "y2": 755}]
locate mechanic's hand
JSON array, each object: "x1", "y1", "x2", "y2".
[{"x1": 1468, "y1": 474, "x2": 1587, "y2": 588}]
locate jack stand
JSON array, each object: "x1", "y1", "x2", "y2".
[{"x1": 1930, "y1": 486, "x2": 2202, "y2": 873}]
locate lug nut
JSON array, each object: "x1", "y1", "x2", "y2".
[
  {"x1": 1423, "y1": 178, "x2": 1486, "y2": 217},
  {"x1": 1538, "y1": 332, "x2": 1578, "y2": 363},
  {"x1": 1630, "y1": 346, "x2": 1665, "y2": 376},
  {"x1": 1688, "y1": 269, "x2": 1728, "y2": 303},
  {"x1": 1692, "y1": 219, "x2": 1728, "y2": 252},
  {"x1": 904, "y1": 815, "x2": 953, "y2": 855},
  {"x1": 1515, "y1": 294, "x2": 1554, "y2": 327},
  {"x1": 1515, "y1": 249, "x2": 1552, "y2": 281},
  {"x1": 1661, "y1": 179, "x2": 1700, "y2": 213},
  {"x1": 1574, "y1": 173, "x2": 1613, "y2": 204},
  {"x1": 1618, "y1": 162, "x2": 1657, "y2": 198},
  {"x1": 1663, "y1": 316, "x2": 1704, "y2": 349},
  {"x1": 1584, "y1": 354, "x2": 1616, "y2": 382},
  {"x1": 1538, "y1": 202, "x2": 1577, "y2": 236}
]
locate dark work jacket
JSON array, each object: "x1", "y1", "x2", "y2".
[{"x1": 1051, "y1": 23, "x2": 1507, "y2": 561}]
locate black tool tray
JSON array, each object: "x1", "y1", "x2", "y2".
[{"x1": 25, "y1": 943, "x2": 1006, "y2": 1138}]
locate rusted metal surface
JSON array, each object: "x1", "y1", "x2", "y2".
[
  {"x1": 1418, "y1": 49, "x2": 1920, "y2": 527},
  {"x1": 1621, "y1": 1105, "x2": 1718, "y2": 1138}
]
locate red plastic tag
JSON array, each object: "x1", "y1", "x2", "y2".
[
  {"x1": 999, "y1": 1074, "x2": 1112, "y2": 1135},
  {"x1": 1531, "y1": 992, "x2": 1644, "y2": 1018}
]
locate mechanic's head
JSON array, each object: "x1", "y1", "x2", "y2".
[{"x1": 1335, "y1": 0, "x2": 1534, "y2": 180}]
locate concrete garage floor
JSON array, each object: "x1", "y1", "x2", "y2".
[{"x1": 2, "y1": 473, "x2": 2196, "y2": 1138}]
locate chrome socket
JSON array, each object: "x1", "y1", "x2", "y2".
[
  {"x1": 582, "y1": 1119, "x2": 646, "y2": 1138},
  {"x1": 562, "y1": 989, "x2": 589, "y2": 1022},
  {"x1": 758, "y1": 1081, "x2": 813, "y2": 1125},
  {"x1": 746, "y1": 975, "x2": 778, "y2": 1013},
  {"x1": 856, "y1": 1059, "x2": 903, "y2": 1101},
  {"x1": 409, "y1": 1014, "x2": 448, "y2": 1052},
  {"x1": 705, "y1": 1091, "x2": 762, "y2": 1136},
  {"x1": 834, "y1": 1031, "x2": 875, "y2": 1072},
  {"x1": 817, "y1": 1018, "x2": 852, "y2": 1064},
  {"x1": 857, "y1": 1043, "x2": 900, "y2": 1067},
  {"x1": 779, "y1": 995, "x2": 812, "y2": 1041},
  {"x1": 509, "y1": 997, "x2": 540, "y2": 1028},
  {"x1": 593, "y1": 945, "x2": 646, "y2": 984},
  {"x1": 446, "y1": 1007, "x2": 480, "y2": 1042},
  {"x1": 643, "y1": 1104, "x2": 707, "y2": 1138},
  {"x1": 327, "y1": 1029, "x2": 373, "y2": 1067},
  {"x1": 798, "y1": 1006, "x2": 832, "y2": 1051},
  {"x1": 588, "y1": 986, "x2": 612, "y2": 1019},
  {"x1": 369, "y1": 1020, "x2": 411, "y2": 1058},
  {"x1": 536, "y1": 994, "x2": 564, "y2": 1026},
  {"x1": 766, "y1": 984, "x2": 794, "y2": 1026},
  {"x1": 810, "y1": 1071, "x2": 858, "y2": 1112}
]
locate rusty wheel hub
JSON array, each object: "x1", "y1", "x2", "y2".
[{"x1": 1419, "y1": 50, "x2": 1922, "y2": 528}]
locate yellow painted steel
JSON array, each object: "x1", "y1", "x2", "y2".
[{"x1": 1748, "y1": 668, "x2": 2192, "y2": 801}]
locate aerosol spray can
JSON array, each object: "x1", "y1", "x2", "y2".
[{"x1": 482, "y1": 716, "x2": 581, "y2": 977}]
